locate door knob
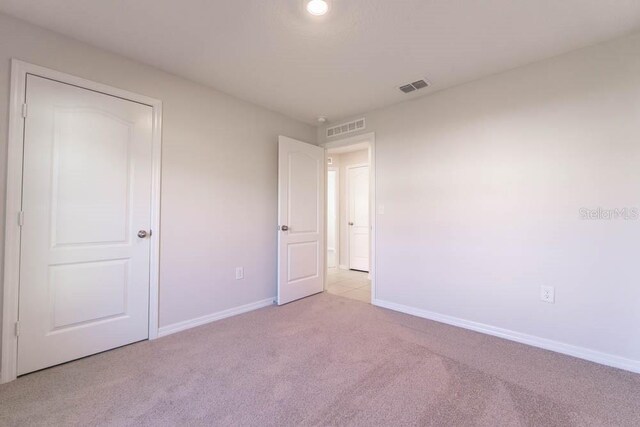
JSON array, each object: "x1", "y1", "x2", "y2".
[
  {"x1": 137, "y1": 230, "x2": 149, "y2": 238},
  {"x1": 281, "y1": 225, "x2": 289, "y2": 231},
  {"x1": 348, "y1": 222, "x2": 354, "y2": 226}
]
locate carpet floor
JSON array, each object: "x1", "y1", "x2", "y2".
[{"x1": 1, "y1": 293, "x2": 639, "y2": 426}]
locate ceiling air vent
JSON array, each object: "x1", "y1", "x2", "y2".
[
  {"x1": 326, "y1": 118, "x2": 366, "y2": 138},
  {"x1": 398, "y1": 79, "x2": 430, "y2": 94}
]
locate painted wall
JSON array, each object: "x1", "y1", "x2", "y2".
[
  {"x1": 0, "y1": 13, "x2": 315, "y2": 360},
  {"x1": 330, "y1": 149, "x2": 370, "y2": 268},
  {"x1": 319, "y1": 33, "x2": 640, "y2": 367}
]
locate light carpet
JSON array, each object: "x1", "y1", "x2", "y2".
[{"x1": 1, "y1": 293, "x2": 639, "y2": 426}]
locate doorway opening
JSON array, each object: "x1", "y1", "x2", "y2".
[{"x1": 323, "y1": 134, "x2": 374, "y2": 303}]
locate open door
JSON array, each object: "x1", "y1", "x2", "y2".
[
  {"x1": 348, "y1": 165, "x2": 370, "y2": 272},
  {"x1": 277, "y1": 136, "x2": 325, "y2": 305}
]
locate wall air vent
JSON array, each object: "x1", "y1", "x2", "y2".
[
  {"x1": 398, "y1": 79, "x2": 430, "y2": 94},
  {"x1": 326, "y1": 118, "x2": 366, "y2": 138},
  {"x1": 399, "y1": 84, "x2": 416, "y2": 93}
]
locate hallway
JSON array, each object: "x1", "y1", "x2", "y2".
[{"x1": 326, "y1": 268, "x2": 371, "y2": 303}]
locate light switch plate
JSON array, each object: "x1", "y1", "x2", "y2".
[{"x1": 235, "y1": 267, "x2": 244, "y2": 280}]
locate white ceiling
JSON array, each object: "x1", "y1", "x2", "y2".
[{"x1": 2, "y1": 1, "x2": 640, "y2": 125}]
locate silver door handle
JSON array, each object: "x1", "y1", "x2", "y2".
[
  {"x1": 137, "y1": 230, "x2": 149, "y2": 238},
  {"x1": 281, "y1": 225, "x2": 289, "y2": 231}
]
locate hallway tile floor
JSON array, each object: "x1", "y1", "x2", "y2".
[{"x1": 326, "y1": 268, "x2": 370, "y2": 303}]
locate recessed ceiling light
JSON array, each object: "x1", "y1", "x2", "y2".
[{"x1": 307, "y1": 0, "x2": 329, "y2": 16}]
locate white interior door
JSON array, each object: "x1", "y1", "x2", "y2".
[
  {"x1": 348, "y1": 165, "x2": 370, "y2": 272},
  {"x1": 277, "y1": 136, "x2": 325, "y2": 305},
  {"x1": 17, "y1": 75, "x2": 153, "y2": 375}
]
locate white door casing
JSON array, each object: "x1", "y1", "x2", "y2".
[
  {"x1": 348, "y1": 165, "x2": 370, "y2": 272},
  {"x1": 327, "y1": 168, "x2": 338, "y2": 268},
  {"x1": 320, "y1": 133, "x2": 375, "y2": 304},
  {"x1": 277, "y1": 136, "x2": 325, "y2": 305}
]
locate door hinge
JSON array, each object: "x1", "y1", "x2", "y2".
[
  {"x1": 15, "y1": 321, "x2": 20, "y2": 337},
  {"x1": 18, "y1": 211, "x2": 24, "y2": 227},
  {"x1": 21, "y1": 103, "x2": 27, "y2": 118}
]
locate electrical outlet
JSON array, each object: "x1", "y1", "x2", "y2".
[
  {"x1": 540, "y1": 285, "x2": 555, "y2": 303},
  {"x1": 235, "y1": 267, "x2": 244, "y2": 280}
]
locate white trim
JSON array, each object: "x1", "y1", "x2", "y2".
[
  {"x1": 1, "y1": 60, "x2": 26, "y2": 384},
  {"x1": 321, "y1": 132, "x2": 374, "y2": 151},
  {"x1": 158, "y1": 298, "x2": 275, "y2": 338},
  {"x1": 321, "y1": 132, "x2": 376, "y2": 303},
  {"x1": 1, "y1": 59, "x2": 163, "y2": 383},
  {"x1": 373, "y1": 298, "x2": 640, "y2": 374},
  {"x1": 338, "y1": 264, "x2": 349, "y2": 270},
  {"x1": 326, "y1": 166, "x2": 339, "y2": 269},
  {"x1": 148, "y1": 99, "x2": 163, "y2": 341}
]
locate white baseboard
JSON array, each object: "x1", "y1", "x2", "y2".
[
  {"x1": 338, "y1": 265, "x2": 349, "y2": 270},
  {"x1": 158, "y1": 298, "x2": 275, "y2": 338},
  {"x1": 372, "y1": 298, "x2": 640, "y2": 374}
]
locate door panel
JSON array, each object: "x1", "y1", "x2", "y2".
[
  {"x1": 288, "y1": 241, "x2": 319, "y2": 281},
  {"x1": 52, "y1": 108, "x2": 131, "y2": 246},
  {"x1": 288, "y1": 152, "x2": 320, "y2": 234},
  {"x1": 349, "y1": 165, "x2": 370, "y2": 272},
  {"x1": 50, "y1": 260, "x2": 129, "y2": 330},
  {"x1": 277, "y1": 136, "x2": 325, "y2": 305},
  {"x1": 18, "y1": 75, "x2": 153, "y2": 375}
]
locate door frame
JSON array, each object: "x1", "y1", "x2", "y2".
[
  {"x1": 1, "y1": 59, "x2": 163, "y2": 384},
  {"x1": 327, "y1": 166, "x2": 339, "y2": 269},
  {"x1": 345, "y1": 163, "x2": 370, "y2": 272},
  {"x1": 321, "y1": 132, "x2": 376, "y2": 303}
]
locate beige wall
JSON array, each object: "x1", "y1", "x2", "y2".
[
  {"x1": 319, "y1": 33, "x2": 640, "y2": 366},
  {"x1": 0, "y1": 13, "x2": 316, "y2": 359}
]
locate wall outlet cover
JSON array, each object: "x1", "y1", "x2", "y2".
[{"x1": 540, "y1": 285, "x2": 555, "y2": 303}]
